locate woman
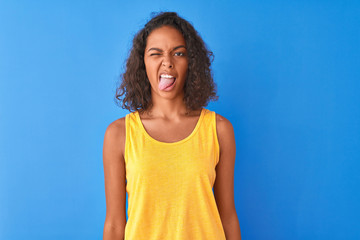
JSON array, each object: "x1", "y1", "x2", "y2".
[{"x1": 103, "y1": 12, "x2": 241, "y2": 240}]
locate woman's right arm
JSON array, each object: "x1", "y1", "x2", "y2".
[{"x1": 102, "y1": 117, "x2": 127, "y2": 240}]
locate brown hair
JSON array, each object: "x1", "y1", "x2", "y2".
[{"x1": 115, "y1": 11, "x2": 219, "y2": 113}]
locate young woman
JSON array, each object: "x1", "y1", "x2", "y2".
[{"x1": 102, "y1": 12, "x2": 241, "y2": 240}]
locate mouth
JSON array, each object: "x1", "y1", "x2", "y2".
[{"x1": 158, "y1": 73, "x2": 176, "y2": 90}]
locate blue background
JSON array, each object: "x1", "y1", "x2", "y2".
[{"x1": 1, "y1": 0, "x2": 359, "y2": 239}]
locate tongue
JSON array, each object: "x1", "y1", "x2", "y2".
[{"x1": 159, "y1": 77, "x2": 175, "y2": 90}]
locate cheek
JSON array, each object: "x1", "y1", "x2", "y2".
[
  {"x1": 178, "y1": 60, "x2": 189, "y2": 75},
  {"x1": 144, "y1": 60, "x2": 158, "y2": 79}
]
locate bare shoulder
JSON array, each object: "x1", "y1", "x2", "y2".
[
  {"x1": 215, "y1": 113, "x2": 235, "y2": 138},
  {"x1": 215, "y1": 113, "x2": 236, "y2": 156},
  {"x1": 105, "y1": 117, "x2": 125, "y2": 133},
  {"x1": 103, "y1": 116, "x2": 126, "y2": 158}
]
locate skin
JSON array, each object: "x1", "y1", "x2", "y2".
[{"x1": 102, "y1": 25, "x2": 241, "y2": 239}]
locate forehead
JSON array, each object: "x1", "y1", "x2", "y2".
[{"x1": 146, "y1": 26, "x2": 186, "y2": 48}]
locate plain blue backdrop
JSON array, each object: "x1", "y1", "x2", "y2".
[{"x1": 1, "y1": 0, "x2": 359, "y2": 239}]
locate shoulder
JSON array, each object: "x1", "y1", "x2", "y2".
[
  {"x1": 103, "y1": 116, "x2": 126, "y2": 157},
  {"x1": 215, "y1": 112, "x2": 235, "y2": 137},
  {"x1": 215, "y1": 112, "x2": 236, "y2": 154},
  {"x1": 105, "y1": 116, "x2": 126, "y2": 138}
]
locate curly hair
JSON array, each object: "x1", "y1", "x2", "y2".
[{"x1": 115, "y1": 11, "x2": 219, "y2": 114}]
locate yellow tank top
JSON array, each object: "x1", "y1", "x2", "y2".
[{"x1": 124, "y1": 108, "x2": 226, "y2": 240}]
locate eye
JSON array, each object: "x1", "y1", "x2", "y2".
[
  {"x1": 150, "y1": 53, "x2": 160, "y2": 56},
  {"x1": 174, "y1": 52, "x2": 185, "y2": 57}
]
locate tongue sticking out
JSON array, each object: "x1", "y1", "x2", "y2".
[{"x1": 159, "y1": 77, "x2": 175, "y2": 90}]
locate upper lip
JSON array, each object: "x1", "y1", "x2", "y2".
[{"x1": 159, "y1": 72, "x2": 176, "y2": 80}]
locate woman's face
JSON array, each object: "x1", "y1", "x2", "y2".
[{"x1": 144, "y1": 25, "x2": 188, "y2": 97}]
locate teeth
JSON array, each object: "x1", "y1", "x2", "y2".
[{"x1": 160, "y1": 74, "x2": 175, "y2": 78}]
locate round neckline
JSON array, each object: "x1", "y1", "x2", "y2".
[{"x1": 135, "y1": 108, "x2": 205, "y2": 145}]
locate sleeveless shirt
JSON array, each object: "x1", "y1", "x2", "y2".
[{"x1": 124, "y1": 108, "x2": 226, "y2": 240}]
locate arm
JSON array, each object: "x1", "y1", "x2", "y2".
[
  {"x1": 102, "y1": 118, "x2": 127, "y2": 240},
  {"x1": 214, "y1": 113, "x2": 242, "y2": 240}
]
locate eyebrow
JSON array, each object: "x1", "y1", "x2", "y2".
[{"x1": 147, "y1": 45, "x2": 186, "y2": 52}]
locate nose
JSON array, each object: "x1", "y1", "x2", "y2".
[{"x1": 162, "y1": 55, "x2": 173, "y2": 68}]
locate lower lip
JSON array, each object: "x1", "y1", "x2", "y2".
[{"x1": 160, "y1": 79, "x2": 176, "y2": 92}]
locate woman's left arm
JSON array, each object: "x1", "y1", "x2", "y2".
[{"x1": 214, "y1": 113, "x2": 242, "y2": 240}]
